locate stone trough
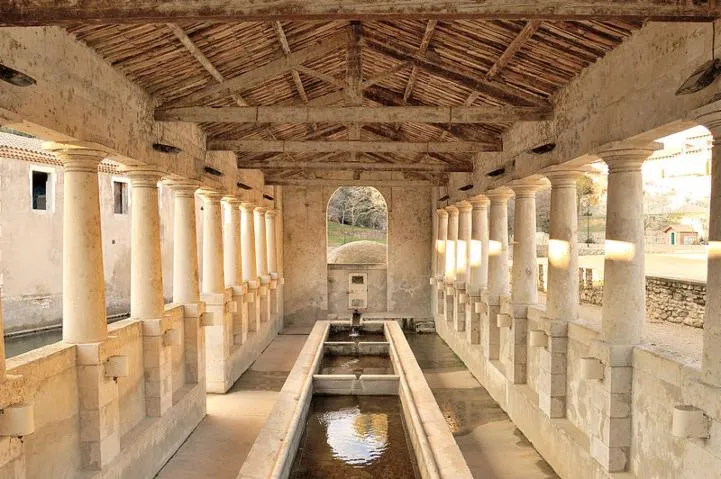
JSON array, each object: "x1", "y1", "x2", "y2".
[{"x1": 237, "y1": 320, "x2": 472, "y2": 479}]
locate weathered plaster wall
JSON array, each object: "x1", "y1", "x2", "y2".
[
  {"x1": 327, "y1": 265, "x2": 388, "y2": 314},
  {"x1": 283, "y1": 185, "x2": 432, "y2": 324}
]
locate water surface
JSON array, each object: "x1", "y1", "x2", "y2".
[{"x1": 319, "y1": 354, "x2": 393, "y2": 375}]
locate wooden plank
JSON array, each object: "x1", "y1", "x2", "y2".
[
  {"x1": 364, "y1": 35, "x2": 549, "y2": 107},
  {"x1": 487, "y1": 20, "x2": 542, "y2": 80},
  {"x1": 209, "y1": 139, "x2": 492, "y2": 153},
  {"x1": 162, "y1": 33, "x2": 346, "y2": 108},
  {"x1": 155, "y1": 105, "x2": 552, "y2": 123},
  {"x1": 3, "y1": 1, "x2": 717, "y2": 25}
]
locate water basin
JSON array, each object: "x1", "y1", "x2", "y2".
[
  {"x1": 289, "y1": 395, "x2": 419, "y2": 478},
  {"x1": 319, "y1": 354, "x2": 394, "y2": 376},
  {"x1": 327, "y1": 329, "x2": 386, "y2": 343}
]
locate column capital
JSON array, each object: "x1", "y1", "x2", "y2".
[
  {"x1": 198, "y1": 188, "x2": 224, "y2": 202},
  {"x1": 265, "y1": 208, "x2": 279, "y2": 218},
  {"x1": 486, "y1": 186, "x2": 514, "y2": 202},
  {"x1": 456, "y1": 200, "x2": 473, "y2": 213},
  {"x1": 436, "y1": 208, "x2": 449, "y2": 217},
  {"x1": 544, "y1": 167, "x2": 590, "y2": 188},
  {"x1": 254, "y1": 206, "x2": 267, "y2": 215},
  {"x1": 165, "y1": 180, "x2": 200, "y2": 197},
  {"x1": 240, "y1": 201, "x2": 256, "y2": 212},
  {"x1": 445, "y1": 205, "x2": 459, "y2": 216},
  {"x1": 122, "y1": 166, "x2": 166, "y2": 187},
  {"x1": 691, "y1": 100, "x2": 721, "y2": 138},
  {"x1": 596, "y1": 141, "x2": 662, "y2": 173},
  {"x1": 221, "y1": 196, "x2": 242, "y2": 206},
  {"x1": 46, "y1": 143, "x2": 108, "y2": 171},
  {"x1": 509, "y1": 177, "x2": 547, "y2": 198},
  {"x1": 469, "y1": 195, "x2": 490, "y2": 209}
]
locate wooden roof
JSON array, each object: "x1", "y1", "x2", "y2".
[{"x1": 66, "y1": 19, "x2": 642, "y2": 182}]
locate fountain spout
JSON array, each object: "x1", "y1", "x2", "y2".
[{"x1": 350, "y1": 309, "x2": 362, "y2": 338}]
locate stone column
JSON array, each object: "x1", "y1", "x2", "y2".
[
  {"x1": 590, "y1": 143, "x2": 659, "y2": 472},
  {"x1": 0, "y1": 292, "x2": 6, "y2": 381},
  {"x1": 431, "y1": 189, "x2": 440, "y2": 315},
  {"x1": 444, "y1": 206, "x2": 459, "y2": 327},
  {"x1": 538, "y1": 169, "x2": 584, "y2": 419},
  {"x1": 55, "y1": 146, "x2": 108, "y2": 344},
  {"x1": 436, "y1": 209, "x2": 449, "y2": 320},
  {"x1": 167, "y1": 181, "x2": 205, "y2": 385},
  {"x1": 199, "y1": 189, "x2": 233, "y2": 393},
  {"x1": 223, "y1": 197, "x2": 247, "y2": 346},
  {"x1": 485, "y1": 187, "x2": 513, "y2": 360},
  {"x1": 503, "y1": 180, "x2": 544, "y2": 384},
  {"x1": 126, "y1": 167, "x2": 172, "y2": 417},
  {"x1": 695, "y1": 108, "x2": 721, "y2": 387},
  {"x1": 266, "y1": 209, "x2": 280, "y2": 326},
  {"x1": 52, "y1": 145, "x2": 118, "y2": 468},
  {"x1": 241, "y1": 202, "x2": 260, "y2": 332},
  {"x1": 455, "y1": 201, "x2": 472, "y2": 333},
  {"x1": 467, "y1": 196, "x2": 489, "y2": 345},
  {"x1": 254, "y1": 206, "x2": 271, "y2": 324}
]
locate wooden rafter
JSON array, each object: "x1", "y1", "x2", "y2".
[
  {"x1": 5, "y1": 1, "x2": 717, "y2": 25},
  {"x1": 403, "y1": 20, "x2": 438, "y2": 103},
  {"x1": 364, "y1": 35, "x2": 549, "y2": 107},
  {"x1": 487, "y1": 20, "x2": 542, "y2": 80},
  {"x1": 264, "y1": 177, "x2": 441, "y2": 186},
  {"x1": 163, "y1": 33, "x2": 346, "y2": 108},
  {"x1": 209, "y1": 139, "x2": 491, "y2": 153},
  {"x1": 243, "y1": 160, "x2": 465, "y2": 172},
  {"x1": 346, "y1": 21, "x2": 363, "y2": 162},
  {"x1": 272, "y1": 21, "x2": 309, "y2": 103}
]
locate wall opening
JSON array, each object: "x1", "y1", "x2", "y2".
[
  {"x1": 326, "y1": 186, "x2": 388, "y2": 265},
  {"x1": 113, "y1": 179, "x2": 129, "y2": 214},
  {"x1": 30, "y1": 169, "x2": 52, "y2": 211}
]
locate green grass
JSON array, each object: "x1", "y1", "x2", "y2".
[{"x1": 327, "y1": 222, "x2": 387, "y2": 249}]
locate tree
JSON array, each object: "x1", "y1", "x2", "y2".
[{"x1": 328, "y1": 187, "x2": 387, "y2": 231}]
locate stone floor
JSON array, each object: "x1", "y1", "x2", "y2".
[
  {"x1": 158, "y1": 327, "x2": 558, "y2": 479},
  {"x1": 405, "y1": 333, "x2": 559, "y2": 479}
]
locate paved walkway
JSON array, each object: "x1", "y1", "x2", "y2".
[{"x1": 156, "y1": 333, "x2": 308, "y2": 479}]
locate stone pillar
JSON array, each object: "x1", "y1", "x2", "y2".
[
  {"x1": 51, "y1": 145, "x2": 118, "y2": 468},
  {"x1": 241, "y1": 202, "x2": 260, "y2": 332},
  {"x1": 485, "y1": 187, "x2": 513, "y2": 360},
  {"x1": 223, "y1": 197, "x2": 247, "y2": 346},
  {"x1": 444, "y1": 206, "x2": 459, "y2": 327},
  {"x1": 254, "y1": 206, "x2": 271, "y2": 324},
  {"x1": 695, "y1": 108, "x2": 721, "y2": 387},
  {"x1": 127, "y1": 168, "x2": 172, "y2": 417},
  {"x1": 431, "y1": 189, "x2": 440, "y2": 315},
  {"x1": 266, "y1": 209, "x2": 280, "y2": 326},
  {"x1": 199, "y1": 189, "x2": 233, "y2": 393},
  {"x1": 538, "y1": 169, "x2": 584, "y2": 419},
  {"x1": 55, "y1": 147, "x2": 108, "y2": 344},
  {"x1": 0, "y1": 292, "x2": 6, "y2": 381},
  {"x1": 167, "y1": 181, "x2": 205, "y2": 385},
  {"x1": 435, "y1": 209, "x2": 449, "y2": 320},
  {"x1": 590, "y1": 143, "x2": 659, "y2": 472},
  {"x1": 503, "y1": 180, "x2": 544, "y2": 384},
  {"x1": 455, "y1": 202, "x2": 472, "y2": 333},
  {"x1": 467, "y1": 196, "x2": 489, "y2": 345}
]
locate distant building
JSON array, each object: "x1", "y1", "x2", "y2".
[{"x1": 663, "y1": 224, "x2": 699, "y2": 245}]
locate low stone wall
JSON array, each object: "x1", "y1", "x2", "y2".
[{"x1": 577, "y1": 268, "x2": 706, "y2": 328}]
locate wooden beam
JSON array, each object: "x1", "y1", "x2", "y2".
[
  {"x1": 163, "y1": 33, "x2": 346, "y2": 108},
  {"x1": 361, "y1": 63, "x2": 410, "y2": 89},
  {"x1": 155, "y1": 105, "x2": 552, "y2": 123},
  {"x1": 403, "y1": 20, "x2": 437, "y2": 103},
  {"x1": 3, "y1": 1, "x2": 717, "y2": 25},
  {"x1": 263, "y1": 177, "x2": 440, "y2": 187},
  {"x1": 294, "y1": 65, "x2": 348, "y2": 90},
  {"x1": 242, "y1": 161, "x2": 466, "y2": 172},
  {"x1": 346, "y1": 21, "x2": 364, "y2": 162},
  {"x1": 209, "y1": 139, "x2": 491, "y2": 153},
  {"x1": 365, "y1": 35, "x2": 549, "y2": 107},
  {"x1": 272, "y1": 21, "x2": 309, "y2": 103},
  {"x1": 487, "y1": 20, "x2": 542, "y2": 80}
]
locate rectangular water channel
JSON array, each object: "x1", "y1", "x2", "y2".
[{"x1": 239, "y1": 320, "x2": 472, "y2": 479}]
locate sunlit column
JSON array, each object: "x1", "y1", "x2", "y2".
[
  {"x1": 599, "y1": 144, "x2": 659, "y2": 344},
  {"x1": 168, "y1": 182, "x2": 200, "y2": 304},
  {"x1": 511, "y1": 180, "x2": 544, "y2": 307},
  {"x1": 52, "y1": 145, "x2": 108, "y2": 344},
  {"x1": 485, "y1": 187, "x2": 514, "y2": 360},
  {"x1": 199, "y1": 190, "x2": 225, "y2": 295},
  {"x1": 469, "y1": 195, "x2": 490, "y2": 295},
  {"x1": 265, "y1": 209, "x2": 279, "y2": 275},
  {"x1": 254, "y1": 207, "x2": 269, "y2": 280},
  {"x1": 444, "y1": 206, "x2": 459, "y2": 326},
  {"x1": 222, "y1": 197, "x2": 243, "y2": 287},
  {"x1": 436, "y1": 209, "x2": 449, "y2": 319},
  {"x1": 0, "y1": 293, "x2": 6, "y2": 381},
  {"x1": 454, "y1": 202, "x2": 472, "y2": 333},
  {"x1": 241, "y1": 202, "x2": 260, "y2": 331},
  {"x1": 695, "y1": 107, "x2": 721, "y2": 386},
  {"x1": 126, "y1": 168, "x2": 166, "y2": 320}
]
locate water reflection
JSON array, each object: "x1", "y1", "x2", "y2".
[
  {"x1": 290, "y1": 396, "x2": 418, "y2": 478},
  {"x1": 5, "y1": 329, "x2": 62, "y2": 358},
  {"x1": 319, "y1": 355, "x2": 393, "y2": 375}
]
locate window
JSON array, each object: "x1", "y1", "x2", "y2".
[
  {"x1": 30, "y1": 169, "x2": 54, "y2": 211},
  {"x1": 113, "y1": 180, "x2": 129, "y2": 214}
]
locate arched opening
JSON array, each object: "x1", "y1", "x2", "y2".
[{"x1": 326, "y1": 187, "x2": 388, "y2": 314}]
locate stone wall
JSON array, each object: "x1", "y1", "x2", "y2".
[
  {"x1": 576, "y1": 268, "x2": 707, "y2": 328},
  {"x1": 283, "y1": 185, "x2": 432, "y2": 324}
]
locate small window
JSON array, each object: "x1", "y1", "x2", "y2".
[
  {"x1": 352, "y1": 275, "x2": 365, "y2": 285},
  {"x1": 31, "y1": 170, "x2": 50, "y2": 211},
  {"x1": 113, "y1": 180, "x2": 129, "y2": 214}
]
